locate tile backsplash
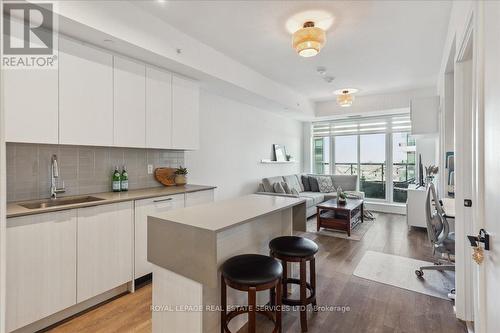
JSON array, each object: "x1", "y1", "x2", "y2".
[{"x1": 6, "y1": 143, "x2": 185, "y2": 202}]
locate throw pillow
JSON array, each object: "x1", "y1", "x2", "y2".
[
  {"x1": 309, "y1": 177, "x2": 320, "y2": 192},
  {"x1": 301, "y1": 175, "x2": 311, "y2": 191},
  {"x1": 291, "y1": 188, "x2": 300, "y2": 197},
  {"x1": 282, "y1": 182, "x2": 292, "y2": 194},
  {"x1": 283, "y1": 175, "x2": 302, "y2": 193},
  {"x1": 273, "y1": 182, "x2": 286, "y2": 193},
  {"x1": 316, "y1": 176, "x2": 336, "y2": 193}
]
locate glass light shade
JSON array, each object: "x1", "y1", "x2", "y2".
[
  {"x1": 292, "y1": 25, "x2": 326, "y2": 57},
  {"x1": 337, "y1": 93, "x2": 354, "y2": 107}
]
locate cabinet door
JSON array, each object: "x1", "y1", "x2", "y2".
[
  {"x1": 172, "y1": 75, "x2": 200, "y2": 150},
  {"x1": 185, "y1": 189, "x2": 214, "y2": 207},
  {"x1": 6, "y1": 211, "x2": 77, "y2": 332},
  {"x1": 77, "y1": 202, "x2": 133, "y2": 302},
  {"x1": 134, "y1": 194, "x2": 185, "y2": 279},
  {"x1": 114, "y1": 56, "x2": 146, "y2": 148},
  {"x1": 146, "y1": 66, "x2": 173, "y2": 149},
  {"x1": 59, "y1": 37, "x2": 113, "y2": 146},
  {"x1": 4, "y1": 18, "x2": 58, "y2": 144}
]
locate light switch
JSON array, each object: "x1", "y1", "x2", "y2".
[{"x1": 148, "y1": 164, "x2": 154, "y2": 174}]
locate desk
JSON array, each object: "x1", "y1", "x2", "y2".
[{"x1": 441, "y1": 198, "x2": 455, "y2": 218}]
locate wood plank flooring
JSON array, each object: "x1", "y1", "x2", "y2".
[{"x1": 45, "y1": 213, "x2": 466, "y2": 333}]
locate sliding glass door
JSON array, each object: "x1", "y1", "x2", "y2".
[
  {"x1": 392, "y1": 133, "x2": 416, "y2": 202},
  {"x1": 334, "y1": 135, "x2": 358, "y2": 176},
  {"x1": 359, "y1": 134, "x2": 386, "y2": 199}
]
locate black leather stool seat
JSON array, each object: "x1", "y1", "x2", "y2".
[
  {"x1": 221, "y1": 254, "x2": 283, "y2": 286},
  {"x1": 269, "y1": 236, "x2": 319, "y2": 258}
]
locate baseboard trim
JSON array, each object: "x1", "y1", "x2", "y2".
[
  {"x1": 365, "y1": 202, "x2": 406, "y2": 215},
  {"x1": 12, "y1": 284, "x2": 129, "y2": 333}
]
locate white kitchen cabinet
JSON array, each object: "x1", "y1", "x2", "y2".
[
  {"x1": 172, "y1": 75, "x2": 200, "y2": 150},
  {"x1": 410, "y1": 96, "x2": 440, "y2": 135},
  {"x1": 185, "y1": 189, "x2": 214, "y2": 207},
  {"x1": 59, "y1": 37, "x2": 113, "y2": 146},
  {"x1": 114, "y1": 56, "x2": 146, "y2": 148},
  {"x1": 134, "y1": 194, "x2": 185, "y2": 279},
  {"x1": 6, "y1": 210, "x2": 77, "y2": 332},
  {"x1": 3, "y1": 18, "x2": 58, "y2": 144},
  {"x1": 77, "y1": 202, "x2": 133, "y2": 302},
  {"x1": 146, "y1": 66, "x2": 173, "y2": 149}
]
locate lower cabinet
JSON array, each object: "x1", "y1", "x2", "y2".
[
  {"x1": 77, "y1": 202, "x2": 134, "y2": 302},
  {"x1": 6, "y1": 210, "x2": 77, "y2": 332},
  {"x1": 185, "y1": 189, "x2": 215, "y2": 207},
  {"x1": 134, "y1": 194, "x2": 185, "y2": 279}
]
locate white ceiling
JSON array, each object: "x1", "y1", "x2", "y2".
[{"x1": 134, "y1": 0, "x2": 451, "y2": 101}]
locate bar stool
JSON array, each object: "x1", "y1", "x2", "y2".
[
  {"x1": 269, "y1": 236, "x2": 318, "y2": 332},
  {"x1": 221, "y1": 254, "x2": 283, "y2": 333}
]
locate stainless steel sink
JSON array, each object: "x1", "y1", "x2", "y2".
[{"x1": 19, "y1": 196, "x2": 105, "y2": 209}]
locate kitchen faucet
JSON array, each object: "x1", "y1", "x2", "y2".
[{"x1": 50, "y1": 154, "x2": 66, "y2": 199}]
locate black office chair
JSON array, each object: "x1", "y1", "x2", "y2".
[{"x1": 415, "y1": 183, "x2": 455, "y2": 278}]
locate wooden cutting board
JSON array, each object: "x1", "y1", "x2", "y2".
[{"x1": 154, "y1": 167, "x2": 176, "y2": 186}]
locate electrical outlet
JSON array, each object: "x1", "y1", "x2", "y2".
[{"x1": 148, "y1": 164, "x2": 154, "y2": 174}]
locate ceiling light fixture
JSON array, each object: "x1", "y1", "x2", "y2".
[
  {"x1": 334, "y1": 88, "x2": 358, "y2": 107},
  {"x1": 292, "y1": 21, "x2": 326, "y2": 58}
]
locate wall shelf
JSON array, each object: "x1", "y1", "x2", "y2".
[{"x1": 260, "y1": 159, "x2": 296, "y2": 164}]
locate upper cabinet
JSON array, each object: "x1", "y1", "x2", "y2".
[
  {"x1": 410, "y1": 96, "x2": 439, "y2": 135},
  {"x1": 59, "y1": 37, "x2": 114, "y2": 146},
  {"x1": 4, "y1": 18, "x2": 58, "y2": 144},
  {"x1": 172, "y1": 75, "x2": 200, "y2": 150},
  {"x1": 146, "y1": 66, "x2": 173, "y2": 149},
  {"x1": 114, "y1": 56, "x2": 146, "y2": 148}
]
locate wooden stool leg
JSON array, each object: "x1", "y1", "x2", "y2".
[
  {"x1": 270, "y1": 284, "x2": 276, "y2": 306},
  {"x1": 221, "y1": 277, "x2": 226, "y2": 333},
  {"x1": 282, "y1": 260, "x2": 288, "y2": 297},
  {"x1": 300, "y1": 260, "x2": 308, "y2": 332},
  {"x1": 276, "y1": 279, "x2": 282, "y2": 333},
  {"x1": 248, "y1": 286, "x2": 257, "y2": 333},
  {"x1": 310, "y1": 258, "x2": 317, "y2": 310}
]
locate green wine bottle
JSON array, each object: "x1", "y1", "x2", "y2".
[
  {"x1": 112, "y1": 166, "x2": 121, "y2": 192},
  {"x1": 121, "y1": 165, "x2": 129, "y2": 192}
]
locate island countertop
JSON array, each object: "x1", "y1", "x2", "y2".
[{"x1": 149, "y1": 194, "x2": 306, "y2": 232}]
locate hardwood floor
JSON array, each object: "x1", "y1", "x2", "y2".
[{"x1": 45, "y1": 213, "x2": 466, "y2": 333}]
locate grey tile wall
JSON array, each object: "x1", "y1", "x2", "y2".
[{"x1": 6, "y1": 143, "x2": 185, "y2": 202}]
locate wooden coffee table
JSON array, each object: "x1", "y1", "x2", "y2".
[{"x1": 316, "y1": 199, "x2": 364, "y2": 237}]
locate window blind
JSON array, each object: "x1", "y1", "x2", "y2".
[{"x1": 312, "y1": 114, "x2": 411, "y2": 137}]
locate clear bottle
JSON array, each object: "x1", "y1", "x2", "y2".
[
  {"x1": 112, "y1": 166, "x2": 121, "y2": 192},
  {"x1": 121, "y1": 165, "x2": 129, "y2": 192}
]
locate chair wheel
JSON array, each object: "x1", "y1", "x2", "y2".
[{"x1": 415, "y1": 269, "x2": 424, "y2": 277}]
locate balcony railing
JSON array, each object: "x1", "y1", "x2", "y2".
[{"x1": 313, "y1": 162, "x2": 415, "y2": 202}]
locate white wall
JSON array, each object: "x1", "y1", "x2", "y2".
[{"x1": 185, "y1": 91, "x2": 303, "y2": 200}]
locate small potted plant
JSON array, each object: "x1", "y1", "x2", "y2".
[
  {"x1": 174, "y1": 166, "x2": 188, "y2": 186},
  {"x1": 337, "y1": 186, "x2": 347, "y2": 205}
]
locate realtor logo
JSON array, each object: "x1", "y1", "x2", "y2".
[{"x1": 2, "y1": 1, "x2": 58, "y2": 69}]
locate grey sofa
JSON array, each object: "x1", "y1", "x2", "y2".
[{"x1": 257, "y1": 174, "x2": 364, "y2": 218}]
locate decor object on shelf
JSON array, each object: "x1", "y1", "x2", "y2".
[
  {"x1": 273, "y1": 144, "x2": 286, "y2": 162},
  {"x1": 292, "y1": 21, "x2": 326, "y2": 57},
  {"x1": 174, "y1": 166, "x2": 188, "y2": 186},
  {"x1": 154, "y1": 167, "x2": 177, "y2": 186},
  {"x1": 335, "y1": 88, "x2": 358, "y2": 107}
]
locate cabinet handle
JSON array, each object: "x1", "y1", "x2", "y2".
[{"x1": 154, "y1": 198, "x2": 173, "y2": 203}]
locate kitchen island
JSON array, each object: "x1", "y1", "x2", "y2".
[{"x1": 147, "y1": 194, "x2": 306, "y2": 333}]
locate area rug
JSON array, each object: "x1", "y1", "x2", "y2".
[
  {"x1": 353, "y1": 251, "x2": 454, "y2": 300},
  {"x1": 306, "y1": 218, "x2": 374, "y2": 241}
]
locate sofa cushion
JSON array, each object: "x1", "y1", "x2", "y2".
[
  {"x1": 316, "y1": 176, "x2": 336, "y2": 193},
  {"x1": 283, "y1": 174, "x2": 302, "y2": 193},
  {"x1": 273, "y1": 182, "x2": 285, "y2": 193},
  {"x1": 299, "y1": 191, "x2": 325, "y2": 205},
  {"x1": 300, "y1": 196, "x2": 315, "y2": 208},
  {"x1": 309, "y1": 177, "x2": 320, "y2": 192},
  {"x1": 323, "y1": 192, "x2": 338, "y2": 201},
  {"x1": 301, "y1": 175, "x2": 311, "y2": 191},
  {"x1": 262, "y1": 176, "x2": 284, "y2": 192}
]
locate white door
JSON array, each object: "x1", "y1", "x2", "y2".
[
  {"x1": 77, "y1": 202, "x2": 133, "y2": 302},
  {"x1": 146, "y1": 66, "x2": 173, "y2": 149},
  {"x1": 6, "y1": 211, "x2": 77, "y2": 332},
  {"x1": 172, "y1": 75, "x2": 199, "y2": 150},
  {"x1": 114, "y1": 56, "x2": 146, "y2": 148},
  {"x1": 476, "y1": 2, "x2": 500, "y2": 332},
  {"x1": 134, "y1": 194, "x2": 184, "y2": 279},
  {"x1": 59, "y1": 36, "x2": 113, "y2": 146}
]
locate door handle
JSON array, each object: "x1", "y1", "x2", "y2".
[{"x1": 154, "y1": 198, "x2": 173, "y2": 203}]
